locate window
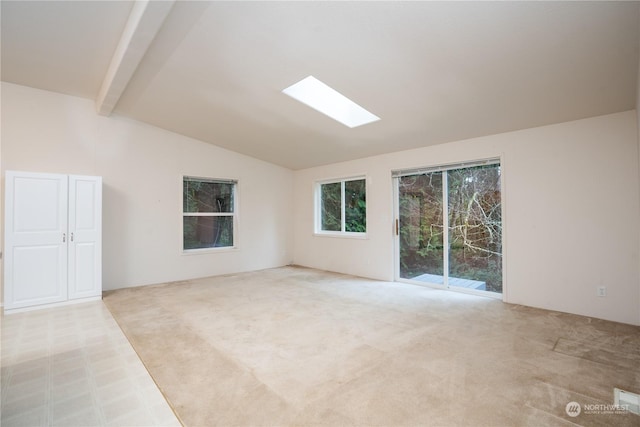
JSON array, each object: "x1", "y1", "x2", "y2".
[
  {"x1": 316, "y1": 177, "x2": 366, "y2": 235},
  {"x1": 183, "y1": 177, "x2": 236, "y2": 250}
]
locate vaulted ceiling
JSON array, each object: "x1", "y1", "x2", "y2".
[{"x1": 2, "y1": 1, "x2": 639, "y2": 170}]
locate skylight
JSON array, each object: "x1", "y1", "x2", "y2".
[{"x1": 282, "y1": 76, "x2": 380, "y2": 128}]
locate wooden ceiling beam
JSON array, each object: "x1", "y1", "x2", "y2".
[{"x1": 96, "y1": 0, "x2": 175, "y2": 116}]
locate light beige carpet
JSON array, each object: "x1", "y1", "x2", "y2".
[{"x1": 104, "y1": 266, "x2": 640, "y2": 427}]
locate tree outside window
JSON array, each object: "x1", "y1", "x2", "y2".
[
  {"x1": 318, "y1": 177, "x2": 366, "y2": 234},
  {"x1": 183, "y1": 177, "x2": 236, "y2": 250}
]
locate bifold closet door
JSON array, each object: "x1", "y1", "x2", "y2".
[
  {"x1": 4, "y1": 172, "x2": 69, "y2": 310},
  {"x1": 68, "y1": 175, "x2": 102, "y2": 299}
]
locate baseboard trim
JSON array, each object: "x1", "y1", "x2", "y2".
[{"x1": 3, "y1": 296, "x2": 102, "y2": 315}]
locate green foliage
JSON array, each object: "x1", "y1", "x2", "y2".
[
  {"x1": 345, "y1": 179, "x2": 366, "y2": 232},
  {"x1": 321, "y1": 179, "x2": 366, "y2": 233}
]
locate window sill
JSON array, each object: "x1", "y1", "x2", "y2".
[
  {"x1": 313, "y1": 232, "x2": 368, "y2": 240},
  {"x1": 182, "y1": 246, "x2": 238, "y2": 255}
]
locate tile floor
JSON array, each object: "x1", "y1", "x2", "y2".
[{"x1": 1, "y1": 301, "x2": 182, "y2": 426}]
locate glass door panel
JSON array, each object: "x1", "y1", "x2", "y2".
[
  {"x1": 398, "y1": 173, "x2": 444, "y2": 282},
  {"x1": 447, "y1": 165, "x2": 502, "y2": 293}
]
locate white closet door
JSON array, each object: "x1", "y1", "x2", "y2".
[
  {"x1": 4, "y1": 171, "x2": 68, "y2": 310},
  {"x1": 68, "y1": 175, "x2": 102, "y2": 299}
]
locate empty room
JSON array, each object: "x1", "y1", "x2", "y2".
[{"x1": 1, "y1": 1, "x2": 640, "y2": 426}]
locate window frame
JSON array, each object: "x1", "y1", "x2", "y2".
[
  {"x1": 182, "y1": 176, "x2": 238, "y2": 253},
  {"x1": 314, "y1": 176, "x2": 368, "y2": 238}
]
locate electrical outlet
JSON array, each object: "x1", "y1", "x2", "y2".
[{"x1": 597, "y1": 286, "x2": 606, "y2": 297}]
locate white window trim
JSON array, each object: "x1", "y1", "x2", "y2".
[
  {"x1": 314, "y1": 175, "x2": 368, "y2": 238},
  {"x1": 182, "y1": 176, "x2": 239, "y2": 254}
]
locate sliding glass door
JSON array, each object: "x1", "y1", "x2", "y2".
[{"x1": 396, "y1": 161, "x2": 502, "y2": 294}]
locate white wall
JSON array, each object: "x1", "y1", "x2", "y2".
[
  {"x1": 1, "y1": 82, "x2": 293, "y2": 291},
  {"x1": 293, "y1": 111, "x2": 640, "y2": 326},
  {"x1": 3, "y1": 83, "x2": 639, "y2": 326}
]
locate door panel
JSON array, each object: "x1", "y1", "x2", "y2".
[
  {"x1": 68, "y1": 175, "x2": 102, "y2": 299},
  {"x1": 398, "y1": 173, "x2": 444, "y2": 282},
  {"x1": 72, "y1": 242, "x2": 97, "y2": 294},
  {"x1": 14, "y1": 177, "x2": 63, "y2": 232},
  {"x1": 447, "y1": 165, "x2": 503, "y2": 293},
  {"x1": 4, "y1": 172, "x2": 68, "y2": 309},
  {"x1": 13, "y1": 246, "x2": 63, "y2": 302}
]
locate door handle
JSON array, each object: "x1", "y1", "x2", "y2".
[
  {"x1": 62, "y1": 233, "x2": 66, "y2": 243},
  {"x1": 395, "y1": 219, "x2": 399, "y2": 235},
  {"x1": 71, "y1": 233, "x2": 74, "y2": 242}
]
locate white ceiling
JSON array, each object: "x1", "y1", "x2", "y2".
[{"x1": 2, "y1": 1, "x2": 639, "y2": 170}]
